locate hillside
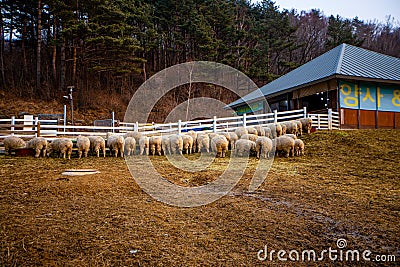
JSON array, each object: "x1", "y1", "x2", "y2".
[{"x1": 0, "y1": 90, "x2": 128, "y2": 124}]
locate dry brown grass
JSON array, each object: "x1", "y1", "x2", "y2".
[{"x1": 0, "y1": 130, "x2": 399, "y2": 266}]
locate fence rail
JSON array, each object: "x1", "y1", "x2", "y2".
[{"x1": 0, "y1": 108, "x2": 340, "y2": 141}]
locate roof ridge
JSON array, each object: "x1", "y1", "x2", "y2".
[{"x1": 335, "y1": 43, "x2": 346, "y2": 74}]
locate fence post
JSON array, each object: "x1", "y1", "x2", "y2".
[
  {"x1": 303, "y1": 107, "x2": 307, "y2": 118},
  {"x1": 178, "y1": 120, "x2": 182, "y2": 134},
  {"x1": 63, "y1": 105, "x2": 67, "y2": 133},
  {"x1": 213, "y1": 116, "x2": 217, "y2": 133},
  {"x1": 111, "y1": 112, "x2": 115, "y2": 133},
  {"x1": 274, "y1": 110, "x2": 278, "y2": 124},
  {"x1": 34, "y1": 117, "x2": 39, "y2": 137},
  {"x1": 10, "y1": 116, "x2": 15, "y2": 135},
  {"x1": 317, "y1": 114, "x2": 321, "y2": 129},
  {"x1": 134, "y1": 122, "x2": 139, "y2": 131},
  {"x1": 328, "y1": 109, "x2": 332, "y2": 130},
  {"x1": 243, "y1": 113, "x2": 247, "y2": 127},
  {"x1": 36, "y1": 122, "x2": 41, "y2": 137}
]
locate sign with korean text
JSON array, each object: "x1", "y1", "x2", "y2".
[
  {"x1": 339, "y1": 81, "x2": 400, "y2": 112},
  {"x1": 236, "y1": 101, "x2": 264, "y2": 115}
]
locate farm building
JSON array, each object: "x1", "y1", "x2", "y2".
[{"x1": 227, "y1": 43, "x2": 400, "y2": 129}]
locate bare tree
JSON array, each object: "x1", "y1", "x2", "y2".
[{"x1": 36, "y1": 0, "x2": 42, "y2": 92}]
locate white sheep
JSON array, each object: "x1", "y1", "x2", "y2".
[
  {"x1": 3, "y1": 136, "x2": 26, "y2": 155},
  {"x1": 182, "y1": 134, "x2": 194, "y2": 154},
  {"x1": 280, "y1": 123, "x2": 287, "y2": 135},
  {"x1": 274, "y1": 135, "x2": 295, "y2": 158},
  {"x1": 254, "y1": 125, "x2": 265, "y2": 136},
  {"x1": 263, "y1": 127, "x2": 272, "y2": 139},
  {"x1": 255, "y1": 136, "x2": 273, "y2": 159},
  {"x1": 107, "y1": 135, "x2": 124, "y2": 157},
  {"x1": 221, "y1": 132, "x2": 238, "y2": 150},
  {"x1": 211, "y1": 135, "x2": 229, "y2": 158},
  {"x1": 187, "y1": 130, "x2": 197, "y2": 152},
  {"x1": 47, "y1": 138, "x2": 73, "y2": 159},
  {"x1": 149, "y1": 136, "x2": 162, "y2": 156},
  {"x1": 234, "y1": 127, "x2": 248, "y2": 139},
  {"x1": 284, "y1": 134, "x2": 297, "y2": 140},
  {"x1": 197, "y1": 133, "x2": 210, "y2": 153},
  {"x1": 169, "y1": 134, "x2": 183, "y2": 155},
  {"x1": 161, "y1": 135, "x2": 171, "y2": 155},
  {"x1": 124, "y1": 136, "x2": 136, "y2": 156},
  {"x1": 299, "y1": 118, "x2": 313, "y2": 134},
  {"x1": 234, "y1": 139, "x2": 256, "y2": 157},
  {"x1": 124, "y1": 131, "x2": 143, "y2": 143},
  {"x1": 25, "y1": 137, "x2": 47, "y2": 158},
  {"x1": 294, "y1": 139, "x2": 305, "y2": 156},
  {"x1": 227, "y1": 132, "x2": 239, "y2": 150},
  {"x1": 139, "y1": 136, "x2": 150, "y2": 155},
  {"x1": 276, "y1": 123, "x2": 283, "y2": 136},
  {"x1": 208, "y1": 132, "x2": 220, "y2": 140},
  {"x1": 294, "y1": 120, "x2": 303, "y2": 136},
  {"x1": 76, "y1": 136, "x2": 90, "y2": 158},
  {"x1": 282, "y1": 121, "x2": 297, "y2": 135},
  {"x1": 220, "y1": 132, "x2": 231, "y2": 143},
  {"x1": 88, "y1": 136, "x2": 106, "y2": 157},
  {"x1": 246, "y1": 127, "x2": 258, "y2": 136},
  {"x1": 240, "y1": 133, "x2": 258, "y2": 142},
  {"x1": 266, "y1": 123, "x2": 282, "y2": 138}
]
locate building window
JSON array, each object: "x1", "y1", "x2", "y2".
[{"x1": 279, "y1": 100, "x2": 288, "y2": 111}]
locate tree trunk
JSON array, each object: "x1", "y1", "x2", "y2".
[
  {"x1": 36, "y1": 0, "x2": 42, "y2": 93},
  {"x1": 0, "y1": 4, "x2": 5, "y2": 88},
  {"x1": 60, "y1": 39, "x2": 65, "y2": 91},
  {"x1": 8, "y1": 15, "x2": 12, "y2": 54},
  {"x1": 22, "y1": 17, "x2": 27, "y2": 76},
  {"x1": 52, "y1": 18, "x2": 57, "y2": 83},
  {"x1": 72, "y1": 45, "x2": 77, "y2": 85}
]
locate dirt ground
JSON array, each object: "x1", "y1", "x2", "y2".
[{"x1": 0, "y1": 130, "x2": 399, "y2": 266}]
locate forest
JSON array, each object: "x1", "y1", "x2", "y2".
[{"x1": 1, "y1": 0, "x2": 399, "y2": 119}]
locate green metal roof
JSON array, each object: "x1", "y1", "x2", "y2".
[{"x1": 228, "y1": 43, "x2": 400, "y2": 108}]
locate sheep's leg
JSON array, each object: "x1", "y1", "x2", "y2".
[{"x1": 35, "y1": 149, "x2": 40, "y2": 158}]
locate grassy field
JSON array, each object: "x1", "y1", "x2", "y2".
[{"x1": 0, "y1": 130, "x2": 399, "y2": 266}]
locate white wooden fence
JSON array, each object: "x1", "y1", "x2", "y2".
[
  {"x1": 309, "y1": 109, "x2": 340, "y2": 130},
  {"x1": 0, "y1": 108, "x2": 339, "y2": 141}
]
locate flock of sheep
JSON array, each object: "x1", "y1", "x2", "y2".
[{"x1": 2, "y1": 118, "x2": 313, "y2": 160}]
